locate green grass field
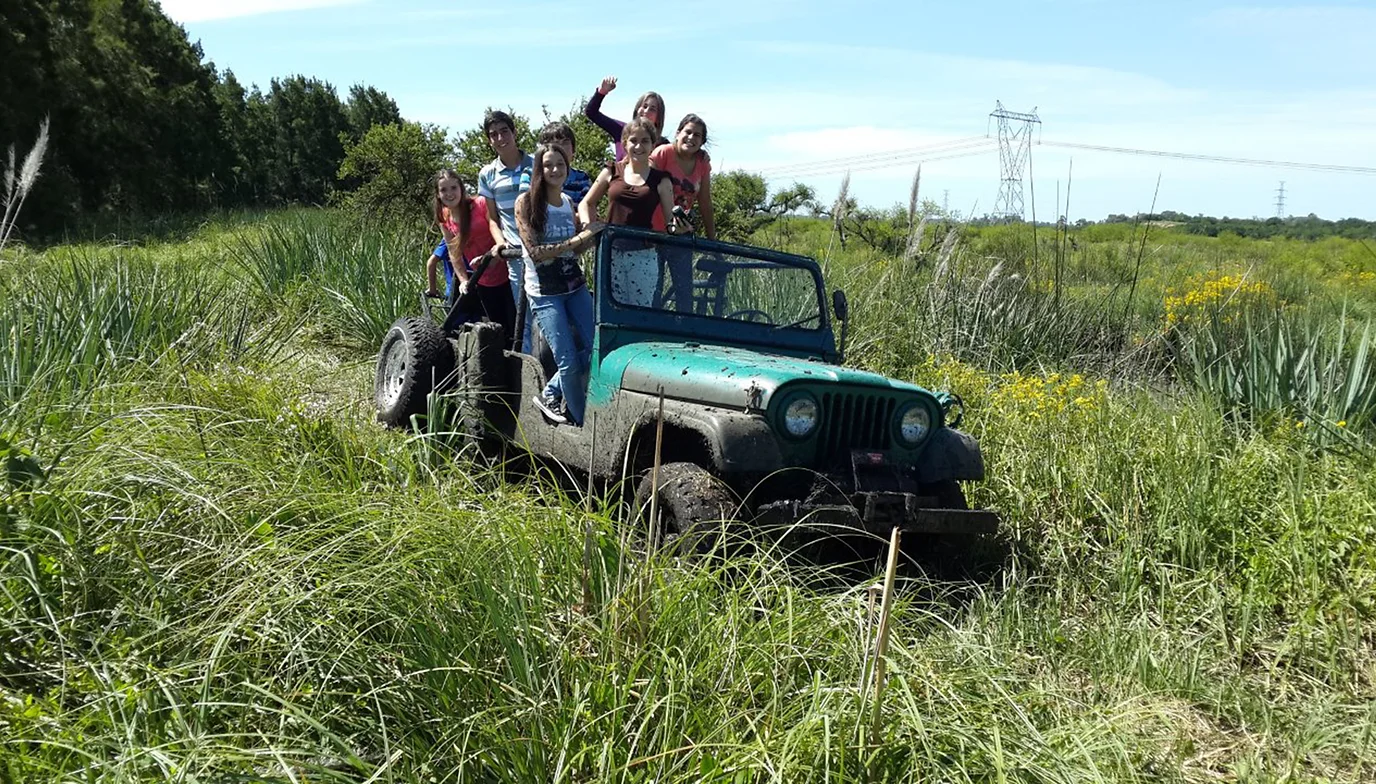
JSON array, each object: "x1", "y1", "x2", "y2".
[{"x1": 2, "y1": 209, "x2": 1374, "y2": 782}]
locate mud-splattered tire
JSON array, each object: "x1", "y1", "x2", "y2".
[
  {"x1": 375, "y1": 316, "x2": 454, "y2": 429},
  {"x1": 633, "y1": 462, "x2": 743, "y2": 556}
]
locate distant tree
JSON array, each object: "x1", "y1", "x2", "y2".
[
  {"x1": 711, "y1": 171, "x2": 770, "y2": 242},
  {"x1": 267, "y1": 76, "x2": 350, "y2": 204},
  {"x1": 336, "y1": 121, "x2": 453, "y2": 224},
  {"x1": 710, "y1": 171, "x2": 816, "y2": 243},
  {"x1": 344, "y1": 84, "x2": 402, "y2": 143}
]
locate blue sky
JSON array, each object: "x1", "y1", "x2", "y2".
[{"x1": 161, "y1": 0, "x2": 1376, "y2": 220}]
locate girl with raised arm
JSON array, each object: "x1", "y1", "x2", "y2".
[
  {"x1": 584, "y1": 75, "x2": 667, "y2": 161},
  {"x1": 514, "y1": 145, "x2": 604, "y2": 426},
  {"x1": 579, "y1": 119, "x2": 685, "y2": 308}
]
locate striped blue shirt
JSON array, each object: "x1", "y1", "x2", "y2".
[{"x1": 477, "y1": 152, "x2": 534, "y2": 248}]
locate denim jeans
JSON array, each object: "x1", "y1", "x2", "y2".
[
  {"x1": 528, "y1": 286, "x2": 594, "y2": 425},
  {"x1": 507, "y1": 256, "x2": 534, "y2": 353},
  {"x1": 656, "y1": 244, "x2": 695, "y2": 312}
]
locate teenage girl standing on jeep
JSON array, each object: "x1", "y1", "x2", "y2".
[
  {"x1": 650, "y1": 114, "x2": 716, "y2": 311},
  {"x1": 584, "y1": 75, "x2": 668, "y2": 161},
  {"x1": 514, "y1": 145, "x2": 604, "y2": 426},
  {"x1": 426, "y1": 169, "x2": 515, "y2": 336},
  {"x1": 579, "y1": 119, "x2": 685, "y2": 308}
]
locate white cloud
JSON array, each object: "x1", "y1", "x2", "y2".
[{"x1": 156, "y1": 0, "x2": 363, "y2": 23}]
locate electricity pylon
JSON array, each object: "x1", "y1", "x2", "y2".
[{"x1": 990, "y1": 101, "x2": 1041, "y2": 219}]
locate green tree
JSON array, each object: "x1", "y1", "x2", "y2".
[
  {"x1": 710, "y1": 172, "x2": 816, "y2": 243},
  {"x1": 0, "y1": 0, "x2": 227, "y2": 230},
  {"x1": 336, "y1": 122, "x2": 453, "y2": 224},
  {"x1": 344, "y1": 84, "x2": 402, "y2": 143},
  {"x1": 266, "y1": 76, "x2": 349, "y2": 204}
]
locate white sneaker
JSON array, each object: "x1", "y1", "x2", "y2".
[{"x1": 532, "y1": 394, "x2": 569, "y2": 425}]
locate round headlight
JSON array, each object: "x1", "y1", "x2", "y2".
[
  {"x1": 897, "y1": 403, "x2": 932, "y2": 446},
  {"x1": 783, "y1": 395, "x2": 820, "y2": 438}
]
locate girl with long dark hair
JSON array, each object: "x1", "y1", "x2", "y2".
[{"x1": 514, "y1": 146, "x2": 604, "y2": 425}]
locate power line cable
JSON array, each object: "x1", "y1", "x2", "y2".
[
  {"x1": 755, "y1": 136, "x2": 990, "y2": 175},
  {"x1": 793, "y1": 145, "x2": 997, "y2": 179},
  {"x1": 1038, "y1": 140, "x2": 1376, "y2": 175}
]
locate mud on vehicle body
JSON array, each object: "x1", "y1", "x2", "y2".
[{"x1": 376, "y1": 227, "x2": 998, "y2": 547}]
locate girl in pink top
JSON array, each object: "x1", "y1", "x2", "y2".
[
  {"x1": 431, "y1": 169, "x2": 515, "y2": 335},
  {"x1": 648, "y1": 115, "x2": 716, "y2": 312},
  {"x1": 649, "y1": 114, "x2": 716, "y2": 241}
]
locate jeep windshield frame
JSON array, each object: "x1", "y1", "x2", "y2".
[{"x1": 592, "y1": 226, "x2": 837, "y2": 360}]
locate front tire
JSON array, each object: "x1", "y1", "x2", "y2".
[
  {"x1": 632, "y1": 462, "x2": 743, "y2": 556},
  {"x1": 375, "y1": 316, "x2": 454, "y2": 428}
]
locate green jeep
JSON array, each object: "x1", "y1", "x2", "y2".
[{"x1": 375, "y1": 226, "x2": 997, "y2": 547}]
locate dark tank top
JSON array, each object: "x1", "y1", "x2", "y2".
[{"x1": 605, "y1": 160, "x2": 667, "y2": 228}]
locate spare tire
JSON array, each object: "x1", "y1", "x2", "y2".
[{"x1": 375, "y1": 316, "x2": 454, "y2": 428}]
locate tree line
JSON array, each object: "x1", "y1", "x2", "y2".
[
  {"x1": 1, "y1": 0, "x2": 416, "y2": 238},
  {"x1": 1, "y1": 0, "x2": 812, "y2": 244},
  {"x1": 1100, "y1": 211, "x2": 1376, "y2": 241}
]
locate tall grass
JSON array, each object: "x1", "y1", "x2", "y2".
[
  {"x1": 231, "y1": 211, "x2": 429, "y2": 347},
  {"x1": 1173, "y1": 309, "x2": 1376, "y2": 432},
  {"x1": 3, "y1": 210, "x2": 1375, "y2": 781},
  {"x1": 0, "y1": 248, "x2": 297, "y2": 422}
]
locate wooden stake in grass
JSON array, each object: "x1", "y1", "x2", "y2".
[
  {"x1": 582, "y1": 412, "x2": 598, "y2": 614},
  {"x1": 646, "y1": 388, "x2": 666, "y2": 553},
  {"x1": 869, "y1": 526, "x2": 902, "y2": 745},
  {"x1": 585, "y1": 411, "x2": 598, "y2": 512},
  {"x1": 636, "y1": 388, "x2": 667, "y2": 644}
]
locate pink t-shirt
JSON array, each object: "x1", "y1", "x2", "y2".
[
  {"x1": 650, "y1": 144, "x2": 712, "y2": 214},
  {"x1": 442, "y1": 199, "x2": 506, "y2": 287}
]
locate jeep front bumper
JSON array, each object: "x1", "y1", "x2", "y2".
[{"x1": 754, "y1": 492, "x2": 999, "y2": 535}]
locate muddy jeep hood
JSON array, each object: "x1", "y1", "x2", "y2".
[{"x1": 606, "y1": 342, "x2": 924, "y2": 409}]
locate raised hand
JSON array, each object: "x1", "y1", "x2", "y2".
[{"x1": 597, "y1": 76, "x2": 617, "y2": 96}]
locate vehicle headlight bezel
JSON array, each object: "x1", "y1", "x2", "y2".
[
  {"x1": 777, "y1": 392, "x2": 821, "y2": 440},
  {"x1": 894, "y1": 400, "x2": 936, "y2": 448}
]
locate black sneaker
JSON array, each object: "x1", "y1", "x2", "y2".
[{"x1": 532, "y1": 394, "x2": 569, "y2": 425}]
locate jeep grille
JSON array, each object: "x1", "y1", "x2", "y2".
[{"x1": 817, "y1": 391, "x2": 898, "y2": 454}]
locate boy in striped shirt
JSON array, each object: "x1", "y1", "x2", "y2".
[{"x1": 477, "y1": 111, "x2": 534, "y2": 351}]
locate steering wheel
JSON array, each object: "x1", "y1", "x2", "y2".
[
  {"x1": 725, "y1": 309, "x2": 772, "y2": 323},
  {"x1": 772, "y1": 313, "x2": 821, "y2": 330}
]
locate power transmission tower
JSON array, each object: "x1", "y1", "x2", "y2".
[
  {"x1": 943, "y1": 189, "x2": 950, "y2": 215},
  {"x1": 989, "y1": 101, "x2": 1041, "y2": 219},
  {"x1": 1275, "y1": 181, "x2": 1286, "y2": 218}
]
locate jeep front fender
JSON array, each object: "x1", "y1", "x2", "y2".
[
  {"x1": 915, "y1": 427, "x2": 987, "y2": 483},
  {"x1": 615, "y1": 392, "x2": 784, "y2": 476}
]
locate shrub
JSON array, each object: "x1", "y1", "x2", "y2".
[{"x1": 336, "y1": 121, "x2": 454, "y2": 224}]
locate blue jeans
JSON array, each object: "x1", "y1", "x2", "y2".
[
  {"x1": 528, "y1": 286, "x2": 594, "y2": 425},
  {"x1": 507, "y1": 257, "x2": 535, "y2": 353}
]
